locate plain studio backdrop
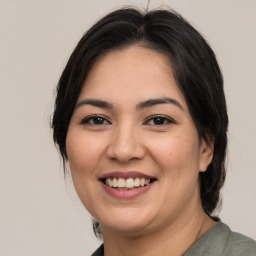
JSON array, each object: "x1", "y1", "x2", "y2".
[{"x1": 0, "y1": 0, "x2": 255, "y2": 255}]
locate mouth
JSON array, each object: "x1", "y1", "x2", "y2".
[
  {"x1": 98, "y1": 171, "x2": 157, "y2": 191},
  {"x1": 101, "y1": 177, "x2": 157, "y2": 190},
  {"x1": 99, "y1": 172, "x2": 157, "y2": 199}
]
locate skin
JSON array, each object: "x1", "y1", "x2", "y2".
[{"x1": 66, "y1": 46, "x2": 215, "y2": 256}]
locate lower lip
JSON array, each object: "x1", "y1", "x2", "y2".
[{"x1": 101, "y1": 182, "x2": 155, "y2": 199}]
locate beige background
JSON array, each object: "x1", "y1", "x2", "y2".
[{"x1": 0, "y1": 0, "x2": 255, "y2": 255}]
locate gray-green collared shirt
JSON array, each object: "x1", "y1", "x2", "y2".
[{"x1": 91, "y1": 222, "x2": 256, "y2": 256}]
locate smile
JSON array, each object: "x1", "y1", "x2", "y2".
[
  {"x1": 103, "y1": 177, "x2": 156, "y2": 190},
  {"x1": 99, "y1": 171, "x2": 157, "y2": 198}
]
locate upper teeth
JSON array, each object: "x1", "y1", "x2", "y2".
[{"x1": 105, "y1": 177, "x2": 150, "y2": 189}]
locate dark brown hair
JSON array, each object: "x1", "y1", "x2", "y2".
[{"x1": 52, "y1": 7, "x2": 228, "y2": 231}]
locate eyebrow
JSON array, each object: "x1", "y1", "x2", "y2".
[
  {"x1": 76, "y1": 99, "x2": 113, "y2": 109},
  {"x1": 75, "y1": 97, "x2": 184, "y2": 111},
  {"x1": 136, "y1": 97, "x2": 184, "y2": 111}
]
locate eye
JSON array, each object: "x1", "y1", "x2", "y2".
[
  {"x1": 144, "y1": 115, "x2": 174, "y2": 126},
  {"x1": 81, "y1": 115, "x2": 111, "y2": 125}
]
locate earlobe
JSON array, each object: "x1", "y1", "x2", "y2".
[{"x1": 199, "y1": 138, "x2": 214, "y2": 173}]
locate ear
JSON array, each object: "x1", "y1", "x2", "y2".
[{"x1": 199, "y1": 137, "x2": 214, "y2": 173}]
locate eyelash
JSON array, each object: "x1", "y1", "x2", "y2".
[
  {"x1": 144, "y1": 115, "x2": 175, "y2": 126},
  {"x1": 80, "y1": 115, "x2": 111, "y2": 125},
  {"x1": 81, "y1": 115, "x2": 175, "y2": 126}
]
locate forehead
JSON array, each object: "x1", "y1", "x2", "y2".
[{"x1": 78, "y1": 46, "x2": 186, "y2": 108}]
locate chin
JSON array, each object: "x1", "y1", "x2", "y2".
[{"x1": 97, "y1": 208, "x2": 154, "y2": 235}]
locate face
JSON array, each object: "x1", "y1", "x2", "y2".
[{"x1": 66, "y1": 46, "x2": 213, "y2": 236}]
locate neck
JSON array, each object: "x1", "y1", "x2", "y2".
[{"x1": 102, "y1": 206, "x2": 215, "y2": 256}]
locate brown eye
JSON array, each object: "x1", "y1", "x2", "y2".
[
  {"x1": 145, "y1": 115, "x2": 174, "y2": 126},
  {"x1": 81, "y1": 115, "x2": 110, "y2": 125}
]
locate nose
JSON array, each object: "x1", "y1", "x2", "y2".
[{"x1": 106, "y1": 124, "x2": 146, "y2": 163}]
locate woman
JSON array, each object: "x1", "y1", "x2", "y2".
[{"x1": 52, "y1": 7, "x2": 256, "y2": 256}]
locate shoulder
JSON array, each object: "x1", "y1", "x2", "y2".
[
  {"x1": 223, "y1": 229, "x2": 256, "y2": 256},
  {"x1": 184, "y1": 221, "x2": 256, "y2": 256}
]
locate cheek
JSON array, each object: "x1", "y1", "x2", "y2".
[
  {"x1": 148, "y1": 132, "x2": 201, "y2": 202},
  {"x1": 149, "y1": 134, "x2": 199, "y2": 172},
  {"x1": 65, "y1": 130, "x2": 106, "y2": 214},
  {"x1": 66, "y1": 130, "x2": 105, "y2": 175}
]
